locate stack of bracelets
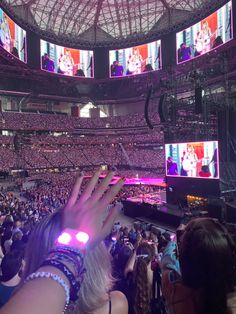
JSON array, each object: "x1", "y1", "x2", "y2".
[{"x1": 25, "y1": 231, "x2": 88, "y2": 313}]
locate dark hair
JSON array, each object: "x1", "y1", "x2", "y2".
[
  {"x1": 179, "y1": 218, "x2": 236, "y2": 314},
  {"x1": 12, "y1": 231, "x2": 22, "y2": 242},
  {"x1": 201, "y1": 165, "x2": 210, "y2": 173},
  {"x1": 0, "y1": 251, "x2": 23, "y2": 282},
  {"x1": 1, "y1": 229, "x2": 13, "y2": 254},
  {"x1": 115, "y1": 244, "x2": 132, "y2": 276}
]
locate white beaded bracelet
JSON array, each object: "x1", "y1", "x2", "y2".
[{"x1": 25, "y1": 271, "x2": 70, "y2": 313}]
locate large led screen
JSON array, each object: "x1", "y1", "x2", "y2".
[
  {"x1": 176, "y1": 1, "x2": 232, "y2": 64},
  {"x1": 40, "y1": 40, "x2": 94, "y2": 78},
  {"x1": 0, "y1": 8, "x2": 26, "y2": 62},
  {"x1": 109, "y1": 40, "x2": 161, "y2": 77},
  {"x1": 165, "y1": 141, "x2": 219, "y2": 179}
]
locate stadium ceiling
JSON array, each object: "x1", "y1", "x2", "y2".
[{"x1": 2, "y1": 0, "x2": 227, "y2": 48}]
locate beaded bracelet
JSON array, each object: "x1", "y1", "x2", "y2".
[
  {"x1": 41, "y1": 259, "x2": 82, "y2": 301},
  {"x1": 50, "y1": 246, "x2": 85, "y2": 276},
  {"x1": 50, "y1": 247, "x2": 84, "y2": 268},
  {"x1": 25, "y1": 271, "x2": 70, "y2": 313},
  {"x1": 52, "y1": 245, "x2": 85, "y2": 263},
  {"x1": 47, "y1": 251, "x2": 80, "y2": 276}
]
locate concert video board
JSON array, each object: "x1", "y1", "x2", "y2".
[
  {"x1": 165, "y1": 141, "x2": 219, "y2": 179},
  {"x1": 40, "y1": 40, "x2": 94, "y2": 78},
  {"x1": 176, "y1": 1, "x2": 232, "y2": 64},
  {"x1": 0, "y1": 8, "x2": 26, "y2": 62},
  {"x1": 109, "y1": 40, "x2": 161, "y2": 77}
]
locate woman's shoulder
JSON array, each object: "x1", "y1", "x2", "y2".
[
  {"x1": 93, "y1": 291, "x2": 128, "y2": 314},
  {"x1": 110, "y1": 290, "x2": 128, "y2": 314}
]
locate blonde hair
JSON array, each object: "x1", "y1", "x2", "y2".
[{"x1": 76, "y1": 242, "x2": 114, "y2": 313}]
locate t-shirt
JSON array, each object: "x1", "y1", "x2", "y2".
[{"x1": 0, "y1": 282, "x2": 17, "y2": 308}]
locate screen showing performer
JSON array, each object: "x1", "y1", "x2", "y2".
[
  {"x1": 40, "y1": 40, "x2": 94, "y2": 78},
  {"x1": 165, "y1": 141, "x2": 219, "y2": 179},
  {"x1": 0, "y1": 8, "x2": 26, "y2": 62},
  {"x1": 109, "y1": 40, "x2": 161, "y2": 77},
  {"x1": 176, "y1": 1, "x2": 232, "y2": 64}
]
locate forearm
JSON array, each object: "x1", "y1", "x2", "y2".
[
  {"x1": 124, "y1": 250, "x2": 136, "y2": 277},
  {"x1": 0, "y1": 266, "x2": 69, "y2": 314}
]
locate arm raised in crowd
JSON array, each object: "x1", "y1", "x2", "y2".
[{"x1": 0, "y1": 170, "x2": 124, "y2": 314}]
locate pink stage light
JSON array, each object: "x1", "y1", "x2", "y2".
[
  {"x1": 57, "y1": 232, "x2": 72, "y2": 245},
  {"x1": 76, "y1": 231, "x2": 89, "y2": 244}
]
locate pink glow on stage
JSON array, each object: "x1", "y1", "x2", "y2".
[
  {"x1": 123, "y1": 177, "x2": 166, "y2": 187},
  {"x1": 84, "y1": 175, "x2": 166, "y2": 187}
]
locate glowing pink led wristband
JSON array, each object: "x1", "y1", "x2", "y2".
[{"x1": 57, "y1": 229, "x2": 89, "y2": 247}]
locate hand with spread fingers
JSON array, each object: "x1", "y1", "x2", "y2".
[
  {"x1": 63, "y1": 169, "x2": 125, "y2": 248},
  {"x1": 0, "y1": 170, "x2": 125, "y2": 314}
]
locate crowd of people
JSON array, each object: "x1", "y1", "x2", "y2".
[
  {"x1": 0, "y1": 172, "x2": 234, "y2": 314},
  {"x1": 4, "y1": 144, "x2": 164, "y2": 172},
  {"x1": 0, "y1": 131, "x2": 164, "y2": 173},
  {"x1": 0, "y1": 111, "x2": 160, "y2": 131}
]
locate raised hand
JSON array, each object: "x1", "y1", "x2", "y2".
[{"x1": 63, "y1": 169, "x2": 124, "y2": 248}]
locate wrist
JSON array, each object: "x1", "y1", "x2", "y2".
[{"x1": 43, "y1": 240, "x2": 87, "y2": 302}]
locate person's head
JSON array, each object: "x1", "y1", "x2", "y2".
[
  {"x1": 180, "y1": 43, "x2": 186, "y2": 49},
  {"x1": 167, "y1": 156, "x2": 173, "y2": 163},
  {"x1": 201, "y1": 165, "x2": 210, "y2": 173},
  {"x1": 15, "y1": 220, "x2": 22, "y2": 229},
  {"x1": 144, "y1": 64, "x2": 153, "y2": 72},
  {"x1": 134, "y1": 48, "x2": 140, "y2": 55},
  {"x1": 12, "y1": 231, "x2": 23, "y2": 242},
  {"x1": 123, "y1": 226, "x2": 129, "y2": 236},
  {"x1": 3, "y1": 229, "x2": 12, "y2": 242},
  {"x1": 3, "y1": 15, "x2": 7, "y2": 23},
  {"x1": 133, "y1": 242, "x2": 155, "y2": 314},
  {"x1": 65, "y1": 50, "x2": 71, "y2": 57},
  {"x1": 115, "y1": 244, "x2": 132, "y2": 276},
  {"x1": 11, "y1": 47, "x2": 18, "y2": 53},
  {"x1": 213, "y1": 36, "x2": 223, "y2": 47},
  {"x1": 179, "y1": 218, "x2": 236, "y2": 314},
  {"x1": 0, "y1": 251, "x2": 23, "y2": 282},
  {"x1": 5, "y1": 214, "x2": 14, "y2": 223},
  {"x1": 187, "y1": 145, "x2": 194, "y2": 153},
  {"x1": 203, "y1": 20, "x2": 209, "y2": 30}
]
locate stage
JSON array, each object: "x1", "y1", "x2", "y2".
[
  {"x1": 122, "y1": 200, "x2": 184, "y2": 229},
  {"x1": 85, "y1": 175, "x2": 167, "y2": 188}
]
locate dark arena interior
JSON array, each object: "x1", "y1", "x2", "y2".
[{"x1": 0, "y1": 0, "x2": 235, "y2": 313}]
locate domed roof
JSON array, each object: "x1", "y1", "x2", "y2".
[{"x1": 2, "y1": 0, "x2": 226, "y2": 48}]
